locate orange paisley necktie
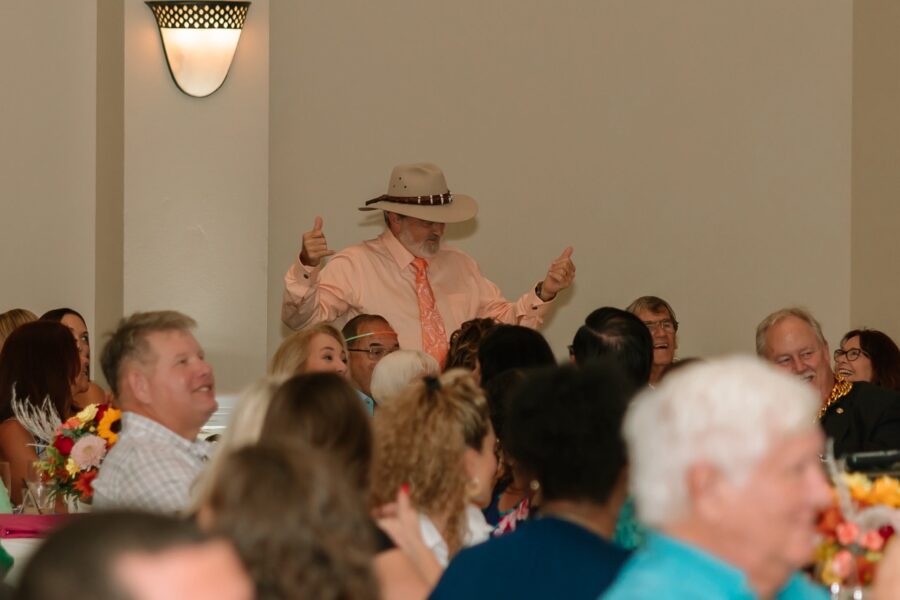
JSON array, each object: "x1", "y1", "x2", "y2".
[{"x1": 412, "y1": 258, "x2": 448, "y2": 368}]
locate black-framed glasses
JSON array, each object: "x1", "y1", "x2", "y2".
[
  {"x1": 347, "y1": 345, "x2": 398, "y2": 360},
  {"x1": 834, "y1": 348, "x2": 869, "y2": 362}
]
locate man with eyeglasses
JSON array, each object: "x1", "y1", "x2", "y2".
[
  {"x1": 756, "y1": 307, "x2": 900, "y2": 458},
  {"x1": 626, "y1": 296, "x2": 679, "y2": 386},
  {"x1": 342, "y1": 314, "x2": 400, "y2": 409}
]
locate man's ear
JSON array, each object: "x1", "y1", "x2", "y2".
[
  {"x1": 685, "y1": 461, "x2": 728, "y2": 523},
  {"x1": 123, "y1": 366, "x2": 152, "y2": 407}
]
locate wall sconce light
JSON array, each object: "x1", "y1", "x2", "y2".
[{"x1": 146, "y1": 1, "x2": 251, "y2": 98}]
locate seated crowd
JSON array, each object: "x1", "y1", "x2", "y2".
[{"x1": 1, "y1": 296, "x2": 900, "y2": 600}]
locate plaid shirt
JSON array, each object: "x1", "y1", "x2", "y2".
[{"x1": 93, "y1": 412, "x2": 211, "y2": 514}]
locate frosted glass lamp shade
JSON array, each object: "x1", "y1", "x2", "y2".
[{"x1": 146, "y1": 1, "x2": 251, "y2": 98}]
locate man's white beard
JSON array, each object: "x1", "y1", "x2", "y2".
[{"x1": 398, "y1": 229, "x2": 440, "y2": 258}]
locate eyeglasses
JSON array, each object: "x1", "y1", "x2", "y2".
[
  {"x1": 834, "y1": 348, "x2": 869, "y2": 362},
  {"x1": 643, "y1": 319, "x2": 677, "y2": 333},
  {"x1": 347, "y1": 345, "x2": 398, "y2": 360}
]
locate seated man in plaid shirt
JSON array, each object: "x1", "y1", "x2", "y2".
[{"x1": 93, "y1": 311, "x2": 216, "y2": 513}]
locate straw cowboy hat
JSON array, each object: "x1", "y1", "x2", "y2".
[{"x1": 360, "y1": 162, "x2": 478, "y2": 223}]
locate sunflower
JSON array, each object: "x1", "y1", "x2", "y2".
[{"x1": 97, "y1": 407, "x2": 122, "y2": 445}]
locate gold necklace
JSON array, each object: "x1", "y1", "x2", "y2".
[{"x1": 817, "y1": 375, "x2": 853, "y2": 421}]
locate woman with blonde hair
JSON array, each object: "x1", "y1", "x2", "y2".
[
  {"x1": 269, "y1": 323, "x2": 349, "y2": 378},
  {"x1": 0, "y1": 308, "x2": 37, "y2": 350},
  {"x1": 370, "y1": 369, "x2": 497, "y2": 567},
  {"x1": 190, "y1": 375, "x2": 286, "y2": 512}
]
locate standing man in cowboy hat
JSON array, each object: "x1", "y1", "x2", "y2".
[{"x1": 281, "y1": 162, "x2": 575, "y2": 367}]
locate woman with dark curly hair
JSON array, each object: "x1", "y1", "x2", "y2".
[
  {"x1": 198, "y1": 443, "x2": 378, "y2": 600},
  {"x1": 431, "y1": 362, "x2": 633, "y2": 599},
  {"x1": 835, "y1": 328, "x2": 900, "y2": 391},
  {"x1": 445, "y1": 318, "x2": 498, "y2": 373},
  {"x1": 370, "y1": 370, "x2": 497, "y2": 568},
  {"x1": 0, "y1": 320, "x2": 80, "y2": 504}
]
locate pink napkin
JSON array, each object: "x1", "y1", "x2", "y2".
[{"x1": 0, "y1": 514, "x2": 71, "y2": 539}]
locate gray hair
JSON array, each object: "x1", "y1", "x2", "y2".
[
  {"x1": 755, "y1": 307, "x2": 826, "y2": 357},
  {"x1": 624, "y1": 355, "x2": 819, "y2": 526},
  {"x1": 626, "y1": 296, "x2": 679, "y2": 330},
  {"x1": 370, "y1": 350, "x2": 440, "y2": 405}
]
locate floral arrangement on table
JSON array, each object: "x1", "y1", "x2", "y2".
[
  {"x1": 33, "y1": 403, "x2": 122, "y2": 503},
  {"x1": 815, "y1": 472, "x2": 900, "y2": 587}
]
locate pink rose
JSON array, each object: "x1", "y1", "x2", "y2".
[
  {"x1": 832, "y1": 549, "x2": 854, "y2": 579},
  {"x1": 836, "y1": 521, "x2": 861, "y2": 546},
  {"x1": 70, "y1": 435, "x2": 107, "y2": 470},
  {"x1": 861, "y1": 530, "x2": 885, "y2": 552}
]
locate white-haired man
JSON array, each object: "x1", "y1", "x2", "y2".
[
  {"x1": 756, "y1": 307, "x2": 900, "y2": 458},
  {"x1": 282, "y1": 163, "x2": 575, "y2": 368},
  {"x1": 603, "y1": 357, "x2": 831, "y2": 599},
  {"x1": 93, "y1": 311, "x2": 217, "y2": 513}
]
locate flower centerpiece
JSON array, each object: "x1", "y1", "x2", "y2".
[
  {"x1": 34, "y1": 403, "x2": 122, "y2": 503},
  {"x1": 815, "y1": 472, "x2": 900, "y2": 589}
]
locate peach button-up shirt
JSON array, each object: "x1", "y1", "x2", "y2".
[{"x1": 282, "y1": 228, "x2": 552, "y2": 352}]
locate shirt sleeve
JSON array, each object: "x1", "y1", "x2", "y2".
[
  {"x1": 471, "y1": 257, "x2": 553, "y2": 328},
  {"x1": 281, "y1": 253, "x2": 357, "y2": 330},
  {"x1": 97, "y1": 445, "x2": 197, "y2": 514}
]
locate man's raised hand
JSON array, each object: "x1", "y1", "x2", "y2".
[
  {"x1": 299, "y1": 216, "x2": 335, "y2": 267},
  {"x1": 539, "y1": 247, "x2": 575, "y2": 301}
]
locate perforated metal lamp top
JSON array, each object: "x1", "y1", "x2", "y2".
[{"x1": 146, "y1": 1, "x2": 251, "y2": 30}]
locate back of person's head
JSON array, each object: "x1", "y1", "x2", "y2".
[
  {"x1": 503, "y1": 363, "x2": 632, "y2": 506},
  {"x1": 571, "y1": 307, "x2": 653, "y2": 387},
  {"x1": 191, "y1": 376, "x2": 286, "y2": 511},
  {"x1": 624, "y1": 356, "x2": 820, "y2": 527},
  {"x1": 370, "y1": 349, "x2": 440, "y2": 405},
  {"x1": 477, "y1": 324, "x2": 555, "y2": 385},
  {"x1": 16, "y1": 511, "x2": 208, "y2": 600},
  {"x1": 100, "y1": 310, "x2": 196, "y2": 398},
  {"x1": 201, "y1": 444, "x2": 377, "y2": 600},
  {"x1": 843, "y1": 328, "x2": 900, "y2": 391},
  {"x1": 269, "y1": 323, "x2": 346, "y2": 376},
  {"x1": 0, "y1": 320, "x2": 79, "y2": 421},
  {"x1": 370, "y1": 369, "x2": 491, "y2": 555},
  {"x1": 446, "y1": 318, "x2": 498, "y2": 371},
  {"x1": 0, "y1": 308, "x2": 37, "y2": 349},
  {"x1": 261, "y1": 372, "x2": 372, "y2": 491}
]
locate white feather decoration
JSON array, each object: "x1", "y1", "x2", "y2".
[{"x1": 10, "y1": 388, "x2": 62, "y2": 449}]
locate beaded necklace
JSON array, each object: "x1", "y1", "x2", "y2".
[{"x1": 817, "y1": 375, "x2": 853, "y2": 421}]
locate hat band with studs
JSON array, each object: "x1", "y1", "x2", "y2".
[{"x1": 365, "y1": 192, "x2": 454, "y2": 207}]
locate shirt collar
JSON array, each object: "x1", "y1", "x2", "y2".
[
  {"x1": 379, "y1": 227, "x2": 416, "y2": 270},
  {"x1": 121, "y1": 412, "x2": 210, "y2": 458},
  {"x1": 646, "y1": 532, "x2": 755, "y2": 596}
]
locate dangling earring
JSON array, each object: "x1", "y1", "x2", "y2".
[{"x1": 529, "y1": 479, "x2": 541, "y2": 492}]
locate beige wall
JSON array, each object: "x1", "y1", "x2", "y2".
[
  {"x1": 851, "y1": 1, "x2": 900, "y2": 343},
  {"x1": 7, "y1": 1, "x2": 897, "y2": 395},
  {"x1": 269, "y1": 0, "x2": 853, "y2": 360},
  {"x1": 123, "y1": 0, "x2": 270, "y2": 392},
  {"x1": 0, "y1": 2, "x2": 98, "y2": 330}
]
